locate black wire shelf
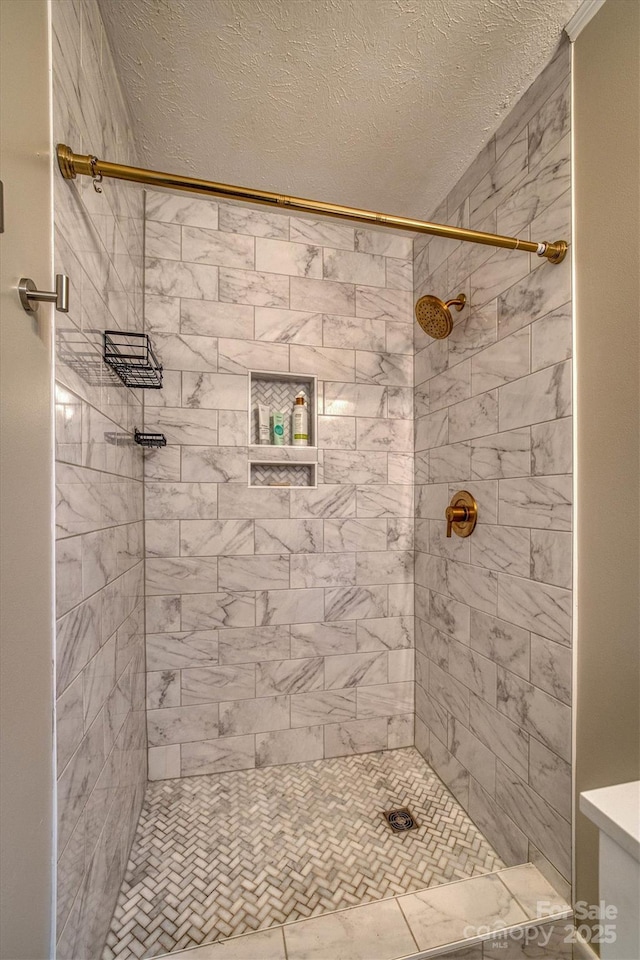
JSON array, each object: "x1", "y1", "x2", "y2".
[
  {"x1": 103, "y1": 330, "x2": 163, "y2": 389},
  {"x1": 134, "y1": 429, "x2": 167, "y2": 448}
]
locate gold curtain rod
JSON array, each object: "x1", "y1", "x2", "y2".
[{"x1": 56, "y1": 144, "x2": 567, "y2": 264}]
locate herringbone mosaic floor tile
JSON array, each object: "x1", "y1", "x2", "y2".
[{"x1": 103, "y1": 748, "x2": 504, "y2": 959}]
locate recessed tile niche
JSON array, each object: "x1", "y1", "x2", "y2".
[{"x1": 247, "y1": 370, "x2": 318, "y2": 488}]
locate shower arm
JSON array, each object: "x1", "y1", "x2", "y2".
[{"x1": 56, "y1": 144, "x2": 567, "y2": 264}]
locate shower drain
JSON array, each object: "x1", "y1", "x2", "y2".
[{"x1": 383, "y1": 808, "x2": 418, "y2": 832}]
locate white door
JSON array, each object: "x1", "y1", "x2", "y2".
[{"x1": 0, "y1": 1, "x2": 55, "y2": 957}]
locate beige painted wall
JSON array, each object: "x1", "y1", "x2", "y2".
[
  {"x1": 0, "y1": 1, "x2": 55, "y2": 957},
  {"x1": 574, "y1": 0, "x2": 640, "y2": 934}
]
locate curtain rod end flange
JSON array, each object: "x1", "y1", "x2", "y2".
[
  {"x1": 56, "y1": 143, "x2": 77, "y2": 179},
  {"x1": 544, "y1": 240, "x2": 568, "y2": 264}
]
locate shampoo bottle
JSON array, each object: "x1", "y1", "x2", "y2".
[{"x1": 292, "y1": 393, "x2": 309, "y2": 446}]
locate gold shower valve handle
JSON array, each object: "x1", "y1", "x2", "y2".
[{"x1": 445, "y1": 491, "x2": 478, "y2": 538}]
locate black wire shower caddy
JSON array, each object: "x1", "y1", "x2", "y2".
[{"x1": 103, "y1": 330, "x2": 163, "y2": 389}]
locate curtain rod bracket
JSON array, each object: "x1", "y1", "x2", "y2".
[{"x1": 55, "y1": 143, "x2": 567, "y2": 265}]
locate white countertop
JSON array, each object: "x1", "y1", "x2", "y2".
[{"x1": 580, "y1": 780, "x2": 640, "y2": 861}]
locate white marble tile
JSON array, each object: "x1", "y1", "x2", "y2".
[
  {"x1": 255, "y1": 725, "x2": 324, "y2": 767},
  {"x1": 387, "y1": 516, "x2": 414, "y2": 550},
  {"x1": 180, "y1": 519, "x2": 253, "y2": 557},
  {"x1": 469, "y1": 609, "x2": 530, "y2": 680},
  {"x1": 428, "y1": 662, "x2": 470, "y2": 725},
  {"x1": 497, "y1": 259, "x2": 570, "y2": 341},
  {"x1": 399, "y1": 872, "x2": 527, "y2": 952},
  {"x1": 219, "y1": 203, "x2": 289, "y2": 240},
  {"x1": 415, "y1": 339, "x2": 448, "y2": 386},
  {"x1": 499, "y1": 361, "x2": 570, "y2": 432},
  {"x1": 182, "y1": 664, "x2": 256, "y2": 705},
  {"x1": 255, "y1": 519, "x2": 322, "y2": 554},
  {"x1": 256, "y1": 588, "x2": 324, "y2": 626},
  {"x1": 325, "y1": 652, "x2": 388, "y2": 690},
  {"x1": 218, "y1": 625, "x2": 290, "y2": 664},
  {"x1": 180, "y1": 298, "x2": 254, "y2": 340},
  {"x1": 145, "y1": 520, "x2": 180, "y2": 559},
  {"x1": 468, "y1": 777, "x2": 528, "y2": 867},
  {"x1": 146, "y1": 192, "x2": 219, "y2": 229},
  {"x1": 323, "y1": 450, "x2": 386, "y2": 484},
  {"x1": 148, "y1": 744, "x2": 181, "y2": 780},
  {"x1": 386, "y1": 258, "x2": 413, "y2": 291},
  {"x1": 495, "y1": 762, "x2": 571, "y2": 878},
  {"x1": 148, "y1": 703, "x2": 219, "y2": 747},
  {"x1": 290, "y1": 621, "x2": 356, "y2": 658},
  {"x1": 290, "y1": 276, "x2": 355, "y2": 316},
  {"x1": 355, "y1": 286, "x2": 412, "y2": 324},
  {"x1": 528, "y1": 739, "x2": 572, "y2": 821},
  {"x1": 182, "y1": 226, "x2": 254, "y2": 270},
  {"x1": 256, "y1": 658, "x2": 324, "y2": 697},
  {"x1": 182, "y1": 372, "x2": 248, "y2": 410},
  {"x1": 323, "y1": 315, "x2": 386, "y2": 352},
  {"x1": 181, "y1": 735, "x2": 255, "y2": 776},
  {"x1": 448, "y1": 718, "x2": 496, "y2": 793},
  {"x1": 387, "y1": 386, "x2": 413, "y2": 419},
  {"x1": 218, "y1": 410, "x2": 249, "y2": 446},
  {"x1": 289, "y1": 343, "x2": 355, "y2": 381},
  {"x1": 323, "y1": 382, "x2": 386, "y2": 418},
  {"x1": 254, "y1": 307, "x2": 323, "y2": 345},
  {"x1": 218, "y1": 337, "x2": 289, "y2": 375},
  {"x1": 146, "y1": 595, "x2": 181, "y2": 634},
  {"x1": 388, "y1": 649, "x2": 414, "y2": 683},
  {"x1": 530, "y1": 633, "x2": 571, "y2": 705},
  {"x1": 291, "y1": 553, "x2": 356, "y2": 588},
  {"x1": 470, "y1": 524, "x2": 530, "y2": 578},
  {"x1": 323, "y1": 518, "x2": 387, "y2": 553},
  {"x1": 429, "y1": 442, "x2": 470, "y2": 483},
  {"x1": 146, "y1": 482, "x2": 218, "y2": 520},
  {"x1": 531, "y1": 529, "x2": 571, "y2": 589},
  {"x1": 324, "y1": 717, "x2": 388, "y2": 757},
  {"x1": 356, "y1": 550, "x2": 413, "y2": 585},
  {"x1": 471, "y1": 328, "x2": 530, "y2": 396},
  {"x1": 356, "y1": 484, "x2": 413, "y2": 518},
  {"x1": 324, "y1": 585, "x2": 387, "y2": 621},
  {"x1": 145, "y1": 258, "x2": 219, "y2": 300},
  {"x1": 290, "y1": 484, "x2": 356, "y2": 519},
  {"x1": 219, "y1": 267, "x2": 288, "y2": 308},
  {"x1": 355, "y1": 351, "x2": 412, "y2": 386},
  {"x1": 471, "y1": 428, "x2": 531, "y2": 481},
  {"x1": 290, "y1": 689, "x2": 357, "y2": 727},
  {"x1": 356, "y1": 681, "x2": 413, "y2": 719},
  {"x1": 284, "y1": 897, "x2": 416, "y2": 960},
  {"x1": 531, "y1": 305, "x2": 572, "y2": 372},
  {"x1": 146, "y1": 669, "x2": 181, "y2": 709},
  {"x1": 218, "y1": 484, "x2": 289, "y2": 520},
  {"x1": 145, "y1": 220, "x2": 181, "y2": 260},
  {"x1": 499, "y1": 476, "x2": 571, "y2": 531},
  {"x1": 317, "y1": 415, "x2": 356, "y2": 450},
  {"x1": 169, "y1": 926, "x2": 285, "y2": 960},
  {"x1": 531, "y1": 417, "x2": 572, "y2": 476},
  {"x1": 355, "y1": 228, "x2": 413, "y2": 260},
  {"x1": 356, "y1": 417, "x2": 412, "y2": 452},
  {"x1": 498, "y1": 572, "x2": 571, "y2": 645},
  {"x1": 256, "y1": 237, "x2": 322, "y2": 279},
  {"x1": 497, "y1": 668, "x2": 571, "y2": 761},
  {"x1": 448, "y1": 303, "x2": 498, "y2": 366},
  {"x1": 181, "y1": 592, "x2": 255, "y2": 630},
  {"x1": 497, "y1": 133, "x2": 571, "y2": 240},
  {"x1": 429, "y1": 362, "x2": 471, "y2": 412},
  {"x1": 290, "y1": 217, "x2": 354, "y2": 251},
  {"x1": 323, "y1": 248, "x2": 385, "y2": 286},
  {"x1": 219, "y1": 695, "x2": 289, "y2": 737},
  {"x1": 469, "y1": 692, "x2": 529, "y2": 781},
  {"x1": 449, "y1": 391, "x2": 498, "y2": 442},
  {"x1": 56, "y1": 675, "x2": 85, "y2": 776},
  {"x1": 146, "y1": 630, "x2": 218, "y2": 670},
  {"x1": 428, "y1": 590, "x2": 470, "y2": 642}
]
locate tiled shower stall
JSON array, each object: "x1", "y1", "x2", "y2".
[{"x1": 52, "y1": 2, "x2": 573, "y2": 956}]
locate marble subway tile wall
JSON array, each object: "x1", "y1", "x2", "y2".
[
  {"x1": 143, "y1": 191, "x2": 415, "y2": 778},
  {"x1": 413, "y1": 43, "x2": 572, "y2": 886},
  {"x1": 53, "y1": 2, "x2": 146, "y2": 957}
]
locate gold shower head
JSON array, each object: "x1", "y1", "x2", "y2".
[{"x1": 415, "y1": 293, "x2": 466, "y2": 339}]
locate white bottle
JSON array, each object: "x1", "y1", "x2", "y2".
[{"x1": 292, "y1": 393, "x2": 309, "y2": 446}]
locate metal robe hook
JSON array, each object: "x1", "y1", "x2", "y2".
[
  {"x1": 18, "y1": 274, "x2": 69, "y2": 314},
  {"x1": 90, "y1": 155, "x2": 103, "y2": 193}
]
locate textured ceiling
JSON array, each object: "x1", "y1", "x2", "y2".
[{"x1": 98, "y1": 0, "x2": 582, "y2": 219}]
